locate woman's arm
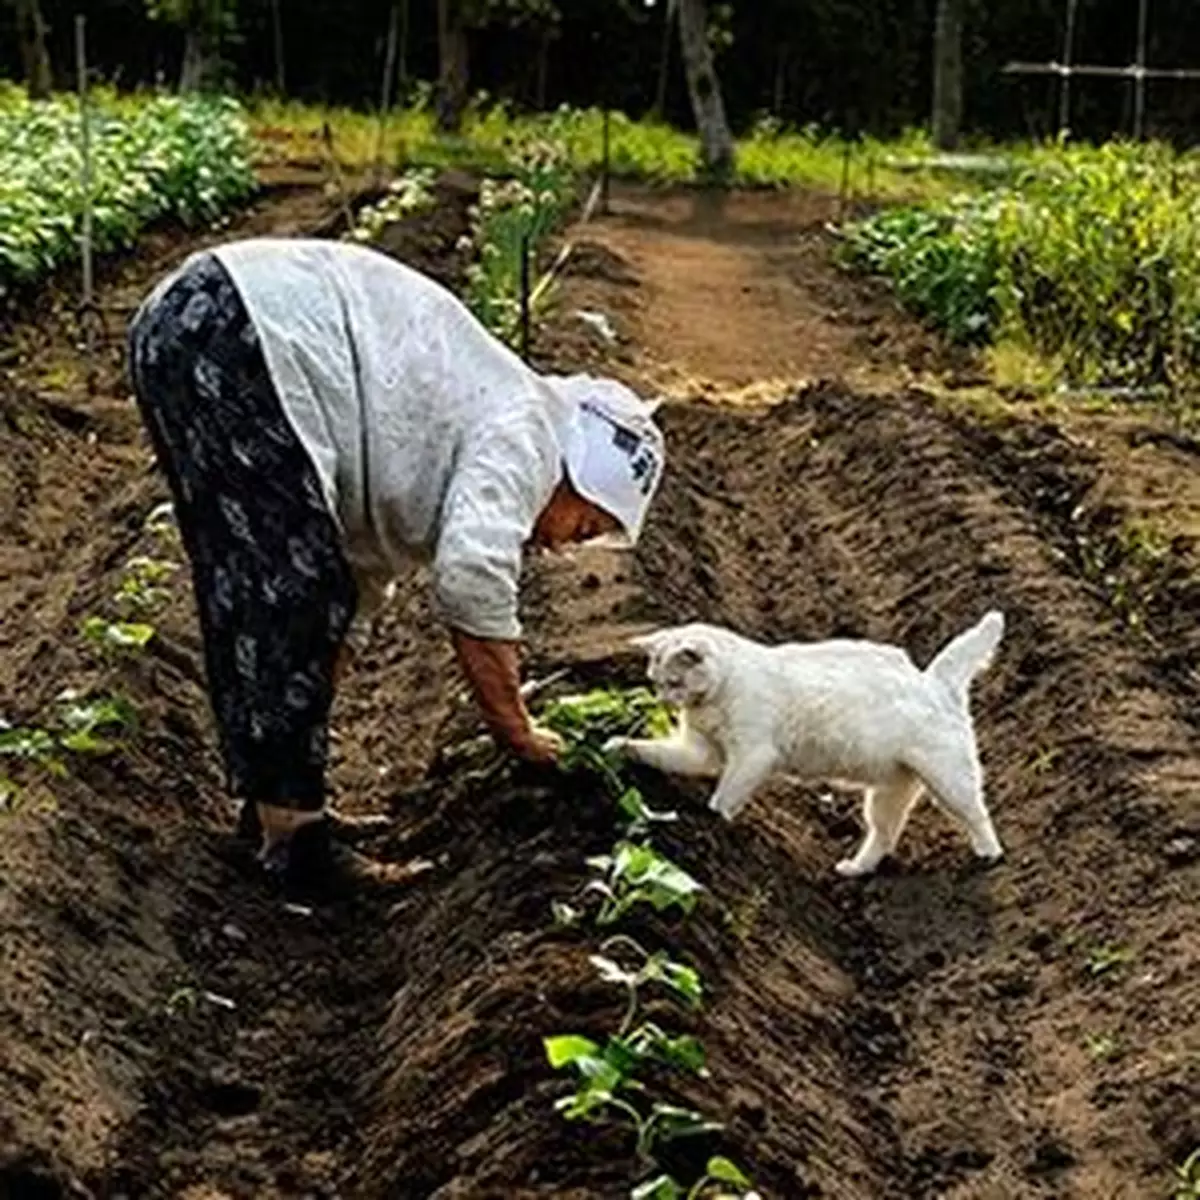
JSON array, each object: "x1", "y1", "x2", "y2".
[{"x1": 451, "y1": 632, "x2": 561, "y2": 763}]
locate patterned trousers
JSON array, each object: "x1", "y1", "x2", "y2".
[{"x1": 128, "y1": 252, "x2": 357, "y2": 810}]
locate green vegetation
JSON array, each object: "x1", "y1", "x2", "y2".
[
  {"x1": 344, "y1": 167, "x2": 437, "y2": 245},
  {"x1": 539, "y1": 685, "x2": 760, "y2": 1200},
  {"x1": 1, "y1": 513, "x2": 177, "y2": 814},
  {"x1": 843, "y1": 141, "x2": 1200, "y2": 399},
  {"x1": 463, "y1": 136, "x2": 576, "y2": 348},
  {"x1": 0, "y1": 85, "x2": 256, "y2": 293},
  {"x1": 1175, "y1": 1149, "x2": 1200, "y2": 1200},
  {"x1": 251, "y1": 94, "x2": 946, "y2": 200}
]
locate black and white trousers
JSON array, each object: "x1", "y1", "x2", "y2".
[{"x1": 128, "y1": 252, "x2": 357, "y2": 812}]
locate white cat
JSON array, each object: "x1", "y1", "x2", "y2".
[{"x1": 604, "y1": 612, "x2": 1006, "y2": 877}]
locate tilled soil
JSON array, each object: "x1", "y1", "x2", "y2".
[{"x1": 0, "y1": 178, "x2": 1196, "y2": 1200}]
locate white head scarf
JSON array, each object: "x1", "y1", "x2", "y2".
[{"x1": 545, "y1": 374, "x2": 667, "y2": 545}]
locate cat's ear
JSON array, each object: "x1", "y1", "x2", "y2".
[{"x1": 666, "y1": 634, "x2": 713, "y2": 669}]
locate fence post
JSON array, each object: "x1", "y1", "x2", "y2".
[
  {"x1": 838, "y1": 139, "x2": 853, "y2": 221},
  {"x1": 75, "y1": 14, "x2": 96, "y2": 392},
  {"x1": 375, "y1": 3, "x2": 400, "y2": 180},
  {"x1": 519, "y1": 233, "x2": 532, "y2": 362},
  {"x1": 601, "y1": 109, "x2": 611, "y2": 214},
  {"x1": 322, "y1": 120, "x2": 355, "y2": 234}
]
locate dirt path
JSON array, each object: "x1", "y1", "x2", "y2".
[{"x1": 0, "y1": 180, "x2": 1196, "y2": 1200}]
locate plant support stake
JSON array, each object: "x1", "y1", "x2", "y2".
[
  {"x1": 75, "y1": 14, "x2": 97, "y2": 391},
  {"x1": 519, "y1": 232, "x2": 532, "y2": 362},
  {"x1": 601, "y1": 109, "x2": 611, "y2": 214},
  {"x1": 375, "y1": 3, "x2": 401, "y2": 180}
]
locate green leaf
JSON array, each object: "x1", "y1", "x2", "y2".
[
  {"x1": 0, "y1": 775, "x2": 19, "y2": 812},
  {"x1": 631, "y1": 1176, "x2": 684, "y2": 1200},
  {"x1": 544, "y1": 1035, "x2": 600, "y2": 1069},
  {"x1": 655, "y1": 958, "x2": 705, "y2": 1008},
  {"x1": 705, "y1": 1157, "x2": 752, "y2": 1188}
]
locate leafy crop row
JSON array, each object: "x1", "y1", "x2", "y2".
[
  {"x1": 0, "y1": 85, "x2": 257, "y2": 294},
  {"x1": 0, "y1": 503, "x2": 178, "y2": 815},
  {"x1": 841, "y1": 140, "x2": 1200, "y2": 395},
  {"x1": 539, "y1": 688, "x2": 761, "y2": 1200}
]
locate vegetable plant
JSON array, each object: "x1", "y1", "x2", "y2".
[
  {"x1": 344, "y1": 167, "x2": 437, "y2": 244},
  {"x1": 586, "y1": 840, "x2": 704, "y2": 926},
  {"x1": 0, "y1": 88, "x2": 256, "y2": 295},
  {"x1": 539, "y1": 682, "x2": 761, "y2": 1198}
]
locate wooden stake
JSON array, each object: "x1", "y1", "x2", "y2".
[
  {"x1": 519, "y1": 233, "x2": 532, "y2": 362},
  {"x1": 75, "y1": 14, "x2": 97, "y2": 392},
  {"x1": 601, "y1": 109, "x2": 611, "y2": 214},
  {"x1": 375, "y1": 4, "x2": 400, "y2": 180}
]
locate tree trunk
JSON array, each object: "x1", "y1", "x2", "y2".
[
  {"x1": 676, "y1": 0, "x2": 734, "y2": 178},
  {"x1": 270, "y1": 0, "x2": 286, "y2": 93},
  {"x1": 931, "y1": 0, "x2": 964, "y2": 150},
  {"x1": 652, "y1": 0, "x2": 675, "y2": 119},
  {"x1": 14, "y1": 0, "x2": 53, "y2": 99},
  {"x1": 397, "y1": 0, "x2": 410, "y2": 96},
  {"x1": 436, "y1": 0, "x2": 470, "y2": 134},
  {"x1": 535, "y1": 27, "x2": 550, "y2": 110}
]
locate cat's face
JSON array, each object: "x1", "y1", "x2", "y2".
[{"x1": 633, "y1": 631, "x2": 720, "y2": 707}]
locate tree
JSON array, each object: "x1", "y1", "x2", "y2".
[
  {"x1": 436, "y1": 0, "x2": 470, "y2": 132},
  {"x1": 145, "y1": 0, "x2": 235, "y2": 92},
  {"x1": 932, "y1": 0, "x2": 965, "y2": 149},
  {"x1": 675, "y1": 0, "x2": 734, "y2": 177},
  {"x1": 436, "y1": 0, "x2": 560, "y2": 133},
  {"x1": 12, "y1": 0, "x2": 52, "y2": 98}
]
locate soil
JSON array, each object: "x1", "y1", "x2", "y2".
[{"x1": 0, "y1": 175, "x2": 1196, "y2": 1200}]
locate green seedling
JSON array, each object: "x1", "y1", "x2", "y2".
[
  {"x1": 541, "y1": 686, "x2": 673, "y2": 748},
  {"x1": 586, "y1": 840, "x2": 704, "y2": 926},
  {"x1": 0, "y1": 724, "x2": 66, "y2": 777},
  {"x1": 633, "y1": 1157, "x2": 761, "y2": 1200},
  {"x1": 547, "y1": 1028, "x2": 718, "y2": 1161},
  {"x1": 1174, "y1": 1149, "x2": 1200, "y2": 1199},
  {"x1": 617, "y1": 787, "x2": 679, "y2": 837},
  {"x1": 1084, "y1": 1031, "x2": 1121, "y2": 1062},
  {"x1": 144, "y1": 501, "x2": 177, "y2": 538},
  {"x1": 591, "y1": 934, "x2": 703, "y2": 1034},
  {"x1": 0, "y1": 775, "x2": 20, "y2": 813},
  {"x1": 115, "y1": 556, "x2": 177, "y2": 614},
  {"x1": 81, "y1": 616, "x2": 156, "y2": 658},
  {"x1": 56, "y1": 692, "x2": 138, "y2": 755},
  {"x1": 1084, "y1": 944, "x2": 1134, "y2": 978},
  {"x1": 551, "y1": 900, "x2": 583, "y2": 929},
  {"x1": 165, "y1": 986, "x2": 199, "y2": 1017}
]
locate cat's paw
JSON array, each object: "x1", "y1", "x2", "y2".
[
  {"x1": 835, "y1": 857, "x2": 875, "y2": 878},
  {"x1": 601, "y1": 736, "x2": 631, "y2": 758}
]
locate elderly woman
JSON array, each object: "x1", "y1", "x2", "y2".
[{"x1": 127, "y1": 237, "x2": 665, "y2": 893}]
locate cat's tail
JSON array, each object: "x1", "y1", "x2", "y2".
[{"x1": 925, "y1": 610, "x2": 1005, "y2": 705}]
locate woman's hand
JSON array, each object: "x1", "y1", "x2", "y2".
[
  {"x1": 451, "y1": 631, "x2": 561, "y2": 763},
  {"x1": 509, "y1": 724, "x2": 565, "y2": 764}
]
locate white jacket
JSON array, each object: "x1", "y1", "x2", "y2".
[{"x1": 208, "y1": 238, "x2": 572, "y2": 642}]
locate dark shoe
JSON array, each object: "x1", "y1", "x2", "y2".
[{"x1": 274, "y1": 817, "x2": 432, "y2": 902}]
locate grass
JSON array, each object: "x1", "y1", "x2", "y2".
[{"x1": 249, "y1": 93, "x2": 959, "y2": 202}]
